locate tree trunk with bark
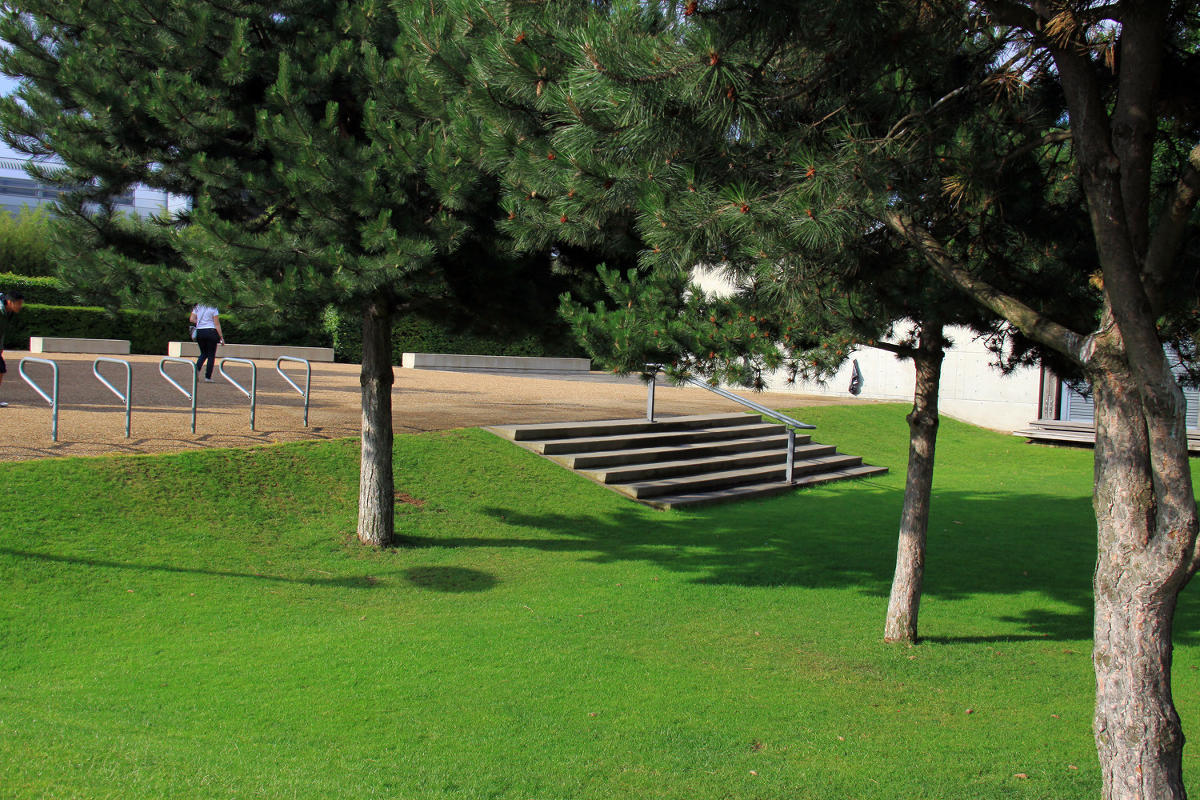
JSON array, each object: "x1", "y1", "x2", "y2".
[
  {"x1": 1088, "y1": 342, "x2": 1197, "y2": 800},
  {"x1": 884, "y1": 329, "x2": 944, "y2": 644},
  {"x1": 357, "y1": 293, "x2": 395, "y2": 547}
]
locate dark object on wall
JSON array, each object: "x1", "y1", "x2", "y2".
[{"x1": 848, "y1": 359, "x2": 864, "y2": 396}]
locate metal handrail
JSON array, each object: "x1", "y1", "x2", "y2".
[
  {"x1": 274, "y1": 356, "x2": 311, "y2": 427},
  {"x1": 219, "y1": 357, "x2": 258, "y2": 430},
  {"x1": 679, "y1": 376, "x2": 815, "y2": 430},
  {"x1": 644, "y1": 364, "x2": 814, "y2": 430},
  {"x1": 93, "y1": 357, "x2": 132, "y2": 438},
  {"x1": 645, "y1": 364, "x2": 814, "y2": 484},
  {"x1": 19, "y1": 357, "x2": 59, "y2": 441},
  {"x1": 159, "y1": 357, "x2": 197, "y2": 433}
]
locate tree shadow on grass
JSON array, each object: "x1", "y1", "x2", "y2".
[
  {"x1": 403, "y1": 483, "x2": 1200, "y2": 646},
  {"x1": 402, "y1": 565, "x2": 497, "y2": 592},
  {"x1": 0, "y1": 546, "x2": 436, "y2": 590}
]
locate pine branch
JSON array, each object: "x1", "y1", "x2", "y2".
[
  {"x1": 1143, "y1": 143, "x2": 1200, "y2": 315},
  {"x1": 883, "y1": 210, "x2": 1088, "y2": 362}
]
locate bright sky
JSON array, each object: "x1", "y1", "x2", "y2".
[{"x1": 0, "y1": 75, "x2": 27, "y2": 158}]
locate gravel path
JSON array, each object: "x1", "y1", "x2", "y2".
[{"x1": 0, "y1": 351, "x2": 867, "y2": 462}]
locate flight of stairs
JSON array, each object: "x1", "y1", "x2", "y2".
[{"x1": 486, "y1": 412, "x2": 887, "y2": 510}]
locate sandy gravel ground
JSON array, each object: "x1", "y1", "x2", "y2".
[{"x1": 0, "y1": 350, "x2": 867, "y2": 462}]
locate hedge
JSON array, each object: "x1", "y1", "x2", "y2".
[
  {"x1": 0, "y1": 272, "x2": 78, "y2": 307},
  {"x1": 322, "y1": 307, "x2": 576, "y2": 364},
  {"x1": 5, "y1": 304, "x2": 332, "y2": 355},
  {"x1": 4, "y1": 301, "x2": 577, "y2": 364}
]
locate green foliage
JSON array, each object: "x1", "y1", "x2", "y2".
[
  {"x1": 0, "y1": 205, "x2": 57, "y2": 276},
  {"x1": 421, "y1": 1, "x2": 1092, "y2": 390},
  {"x1": 2, "y1": 412, "x2": 1199, "y2": 797},
  {"x1": 323, "y1": 305, "x2": 580, "y2": 364},
  {"x1": 4, "y1": 304, "x2": 332, "y2": 355},
  {"x1": 0, "y1": 270, "x2": 76, "y2": 306}
]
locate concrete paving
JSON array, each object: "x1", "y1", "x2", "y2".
[{"x1": 0, "y1": 350, "x2": 873, "y2": 462}]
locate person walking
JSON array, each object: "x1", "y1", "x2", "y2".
[
  {"x1": 0, "y1": 290, "x2": 24, "y2": 407},
  {"x1": 190, "y1": 301, "x2": 225, "y2": 382}
]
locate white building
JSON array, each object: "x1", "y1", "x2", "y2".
[
  {"x1": 0, "y1": 153, "x2": 186, "y2": 218},
  {"x1": 691, "y1": 267, "x2": 1199, "y2": 435}
]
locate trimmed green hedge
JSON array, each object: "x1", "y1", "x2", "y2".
[
  {"x1": 6, "y1": 304, "x2": 332, "y2": 355},
  {"x1": 4, "y1": 300, "x2": 576, "y2": 363},
  {"x1": 0, "y1": 272, "x2": 78, "y2": 307},
  {"x1": 323, "y1": 307, "x2": 571, "y2": 364},
  {"x1": 5, "y1": 305, "x2": 179, "y2": 354}
]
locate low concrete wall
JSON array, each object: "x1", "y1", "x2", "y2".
[
  {"x1": 29, "y1": 337, "x2": 131, "y2": 355},
  {"x1": 167, "y1": 342, "x2": 335, "y2": 362},
  {"x1": 401, "y1": 352, "x2": 591, "y2": 373}
]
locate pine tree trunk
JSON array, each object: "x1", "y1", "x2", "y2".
[
  {"x1": 883, "y1": 333, "x2": 943, "y2": 644},
  {"x1": 1090, "y1": 363, "x2": 1196, "y2": 800},
  {"x1": 357, "y1": 294, "x2": 395, "y2": 547}
]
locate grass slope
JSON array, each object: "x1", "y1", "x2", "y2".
[{"x1": 1, "y1": 403, "x2": 1197, "y2": 799}]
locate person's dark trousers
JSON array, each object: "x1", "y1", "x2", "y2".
[{"x1": 195, "y1": 329, "x2": 220, "y2": 379}]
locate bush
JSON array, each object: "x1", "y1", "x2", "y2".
[
  {"x1": 0, "y1": 207, "x2": 57, "y2": 276},
  {"x1": 5, "y1": 304, "x2": 333, "y2": 355},
  {"x1": 0, "y1": 272, "x2": 77, "y2": 306},
  {"x1": 323, "y1": 306, "x2": 576, "y2": 364}
]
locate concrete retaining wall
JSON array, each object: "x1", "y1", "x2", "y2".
[
  {"x1": 168, "y1": 342, "x2": 335, "y2": 362},
  {"x1": 401, "y1": 352, "x2": 591, "y2": 373},
  {"x1": 29, "y1": 337, "x2": 131, "y2": 355}
]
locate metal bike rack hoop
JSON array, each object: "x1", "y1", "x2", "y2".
[
  {"x1": 219, "y1": 357, "x2": 258, "y2": 430},
  {"x1": 93, "y1": 357, "x2": 132, "y2": 438},
  {"x1": 158, "y1": 356, "x2": 198, "y2": 433},
  {"x1": 19, "y1": 356, "x2": 59, "y2": 441},
  {"x1": 274, "y1": 356, "x2": 312, "y2": 427}
]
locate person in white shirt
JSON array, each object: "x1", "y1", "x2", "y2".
[{"x1": 190, "y1": 303, "x2": 225, "y2": 382}]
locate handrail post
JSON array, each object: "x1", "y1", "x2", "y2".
[
  {"x1": 93, "y1": 357, "x2": 132, "y2": 438},
  {"x1": 274, "y1": 356, "x2": 311, "y2": 427},
  {"x1": 786, "y1": 429, "x2": 795, "y2": 484},
  {"x1": 19, "y1": 357, "x2": 59, "y2": 441},
  {"x1": 219, "y1": 357, "x2": 258, "y2": 430},
  {"x1": 645, "y1": 363, "x2": 661, "y2": 423},
  {"x1": 159, "y1": 357, "x2": 197, "y2": 433}
]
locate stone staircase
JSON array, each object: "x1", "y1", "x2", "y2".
[{"x1": 486, "y1": 412, "x2": 887, "y2": 510}]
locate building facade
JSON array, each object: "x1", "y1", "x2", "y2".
[{"x1": 0, "y1": 156, "x2": 184, "y2": 217}]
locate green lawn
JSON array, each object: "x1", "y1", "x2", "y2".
[{"x1": 1, "y1": 404, "x2": 1198, "y2": 799}]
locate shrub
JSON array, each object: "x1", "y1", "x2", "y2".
[
  {"x1": 0, "y1": 207, "x2": 57, "y2": 276},
  {"x1": 5, "y1": 305, "x2": 333, "y2": 355},
  {"x1": 0, "y1": 272, "x2": 77, "y2": 306},
  {"x1": 322, "y1": 306, "x2": 578, "y2": 364}
]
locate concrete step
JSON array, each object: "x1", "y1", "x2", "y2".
[
  {"x1": 531, "y1": 422, "x2": 786, "y2": 456},
  {"x1": 559, "y1": 433, "x2": 805, "y2": 469},
  {"x1": 487, "y1": 413, "x2": 759, "y2": 443},
  {"x1": 583, "y1": 443, "x2": 838, "y2": 484},
  {"x1": 486, "y1": 411, "x2": 887, "y2": 508},
  {"x1": 616, "y1": 453, "x2": 866, "y2": 500},
  {"x1": 644, "y1": 464, "x2": 889, "y2": 510}
]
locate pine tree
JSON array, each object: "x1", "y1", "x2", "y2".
[
  {"x1": 454, "y1": 1, "x2": 1200, "y2": 795},
  {"x1": 0, "y1": 0, "x2": 570, "y2": 546},
  {"x1": 442, "y1": 0, "x2": 1097, "y2": 647}
]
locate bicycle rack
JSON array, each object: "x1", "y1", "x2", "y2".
[
  {"x1": 219, "y1": 357, "x2": 258, "y2": 430},
  {"x1": 93, "y1": 357, "x2": 132, "y2": 438},
  {"x1": 19, "y1": 357, "x2": 59, "y2": 441},
  {"x1": 275, "y1": 356, "x2": 312, "y2": 427},
  {"x1": 159, "y1": 357, "x2": 197, "y2": 433}
]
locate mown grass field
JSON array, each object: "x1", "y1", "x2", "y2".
[{"x1": 1, "y1": 404, "x2": 1198, "y2": 799}]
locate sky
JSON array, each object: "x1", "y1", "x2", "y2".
[{"x1": 0, "y1": 75, "x2": 29, "y2": 158}]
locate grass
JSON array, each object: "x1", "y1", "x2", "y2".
[{"x1": 1, "y1": 403, "x2": 1198, "y2": 799}]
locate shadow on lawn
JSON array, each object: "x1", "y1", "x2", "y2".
[
  {"x1": 405, "y1": 483, "x2": 1200, "y2": 646},
  {"x1": 0, "y1": 547, "x2": 388, "y2": 589}
]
